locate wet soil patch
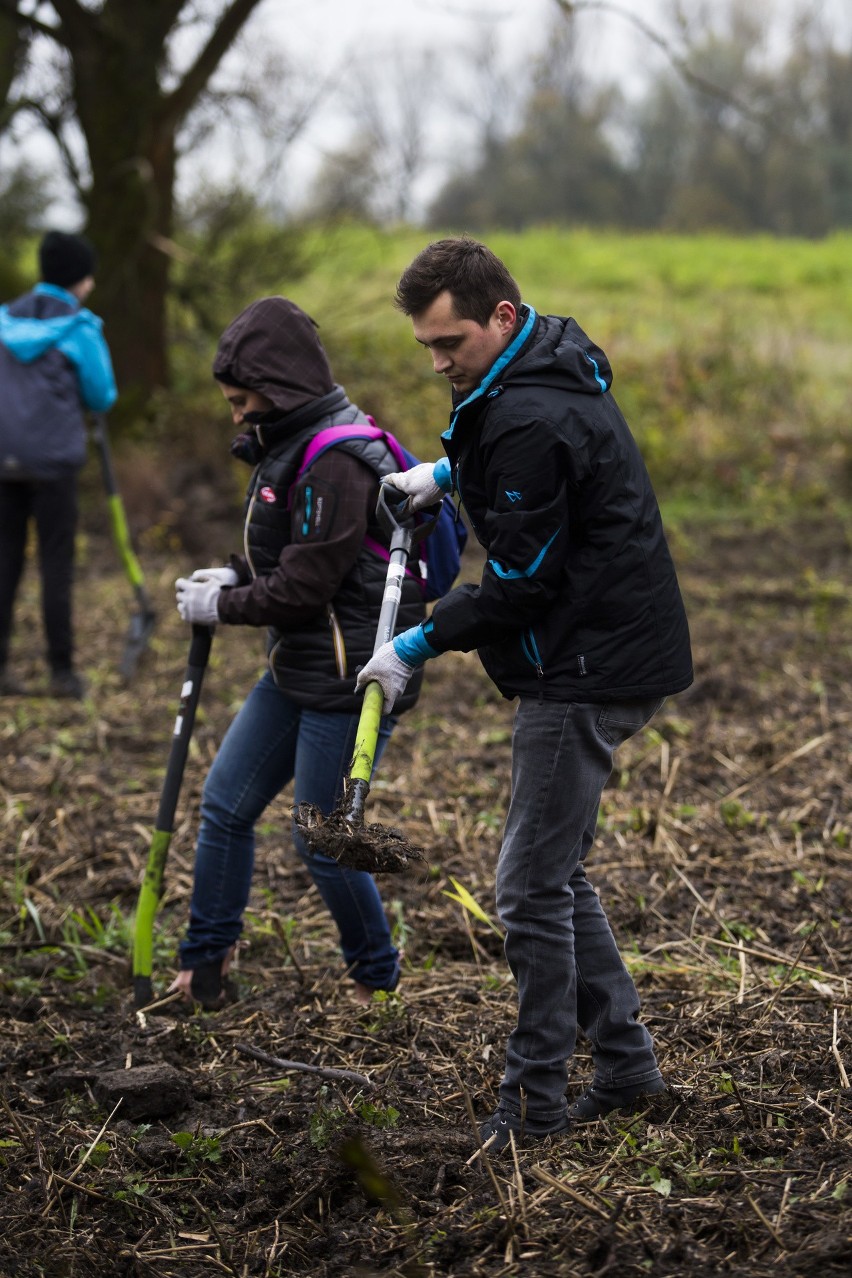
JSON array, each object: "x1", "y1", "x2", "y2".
[{"x1": 1, "y1": 514, "x2": 850, "y2": 1277}]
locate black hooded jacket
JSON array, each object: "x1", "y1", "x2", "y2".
[
  {"x1": 426, "y1": 308, "x2": 693, "y2": 703},
  {"x1": 211, "y1": 298, "x2": 425, "y2": 714}
]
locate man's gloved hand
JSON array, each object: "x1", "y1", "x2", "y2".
[
  {"x1": 355, "y1": 641, "x2": 416, "y2": 713},
  {"x1": 189, "y1": 566, "x2": 240, "y2": 587},
  {"x1": 175, "y1": 577, "x2": 222, "y2": 626},
  {"x1": 382, "y1": 462, "x2": 444, "y2": 513}
]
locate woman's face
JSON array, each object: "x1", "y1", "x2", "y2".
[{"x1": 218, "y1": 384, "x2": 273, "y2": 426}]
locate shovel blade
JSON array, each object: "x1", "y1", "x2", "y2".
[{"x1": 119, "y1": 607, "x2": 157, "y2": 681}]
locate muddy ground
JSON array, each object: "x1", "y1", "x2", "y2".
[{"x1": 1, "y1": 510, "x2": 850, "y2": 1278}]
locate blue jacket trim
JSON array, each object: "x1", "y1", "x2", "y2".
[
  {"x1": 584, "y1": 350, "x2": 608, "y2": 394},
  {"x1": 0, "y1": 283, "x2": 117, "y2": 411},
  {"x1": 442, "y1": 305, "x2": 538, "y2": 441},
  {"x1": 433, "y1": 456, "x2": 452, "y2": 492},
  {"x1": 393, "y1": 623, "x2": 439, "y2": 666},
  {"x1": 489, "y1": 528, "x2": 560, "y2": 580}
]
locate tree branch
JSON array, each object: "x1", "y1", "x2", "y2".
[
  {"x1": 0, "y1": 0, "x2": 67, "y2": 45},
  {"x1": 161, "y1": 0, "x2": 266, "y2": 129},
  {"x1": 553, "y1": 0, "x2": 770, "y2": 127},
  {"x1": 234, "y1": 1042, "x2": 376, "y2": 1090}
]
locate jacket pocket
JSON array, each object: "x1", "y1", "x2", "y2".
[{"x1": 595, "y1": 697, "x2": 666, "y2": 746}]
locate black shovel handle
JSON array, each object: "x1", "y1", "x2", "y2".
[{"x1": 377, "y1": 483, "x2": 440, "y2": 548}]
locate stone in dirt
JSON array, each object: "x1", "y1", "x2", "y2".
[{"x1": 93, "y1": 1063, "x2": 190, "y2": 1120}]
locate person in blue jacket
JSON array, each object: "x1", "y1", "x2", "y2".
[
  {"x1": 0, "y1": 230, "x2": 117, "y2": 698},
  {"x1": 357, "y1": 237, "x2": 693, "y2": 1153}
]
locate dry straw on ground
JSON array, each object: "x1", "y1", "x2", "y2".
[{"x1": 1, "y1": 517, "x2": 850, "y2": 1277}]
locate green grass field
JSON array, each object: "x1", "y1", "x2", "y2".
[{"x1": 262, "y1": 224, "x2": 852, "y2": 522}]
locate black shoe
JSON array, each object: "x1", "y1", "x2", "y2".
[
  {"x1": 49, "y1": 670, "x2": 87, "y2": 699},
  {"x1": 169, "y1": 959, "x2": 238, "y2": 1011},
  {"x1": 0, "y1": 669, "x2": 26, "y2": 696},
  {"x1": 568, "y1": 1077, "x2": 666, "y2": 1122},
  {"x1": 190, "y1": 959, "x2": 232, "y2": 1010},
  {"x1": 478, "y1": 1106, "x2": 571, "y2": 1154}
]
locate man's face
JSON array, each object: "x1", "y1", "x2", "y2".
[
  {"x1": 219, "y1": 384, "x2": 273, "y2": 426},
  {"x1": 411, "y1": 290, "x2": 517, "y2": 396}
]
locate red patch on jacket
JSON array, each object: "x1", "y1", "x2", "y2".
[{"x1": 260, "y1": 486, "x2": 277, "y2": 504}]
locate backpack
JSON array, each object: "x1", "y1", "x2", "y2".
[{"x1": 296, "y1": 422, "x2": 467, "y2": 602}]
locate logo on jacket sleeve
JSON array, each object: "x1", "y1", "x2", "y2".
[
  {"x1": 260, "y1": 486, "x2": 277, "y2": 504},
  {"x1": 505, "y1": 490, "x2": 522, "y2": 503}
]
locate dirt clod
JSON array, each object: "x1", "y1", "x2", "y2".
[
  {"x1": 294, "y1": 800, "x2": 427, "y2": 873},
  {"x1": 93, "y1": 1063, "x2": 190, "y2": 1120}
]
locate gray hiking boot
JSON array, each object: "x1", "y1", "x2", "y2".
[
  {"x1": 0, "y1": 669, "x2": 26, "y2": 696},
  {"x1": 49, "y1": 670, "x2": 87, "y2": 699},
  {"x1": 478, "y1": 1106, "x2": 571, "y2": 1153},
  {"x1": 568, "y1": 1077, "x2": 667, "y2": 1122}
]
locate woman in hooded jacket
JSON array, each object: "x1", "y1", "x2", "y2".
[{"x1": 168, "y1": 297, "x2": 425, "y2": 1008}]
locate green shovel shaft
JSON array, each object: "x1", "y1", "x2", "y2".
[
  {"x1": 106, "y1": 491, "x2": 146, "y2": 590},
  {"x1": 350, "y1": 681, "x2": 385, "y2": 785},
  {"x1": 133, "y1": 828, "x2": 171, "y2": 999},
  {"x1": 349, "y1": 530, "x2": 412, "y2": 787}
]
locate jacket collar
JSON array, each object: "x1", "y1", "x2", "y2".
[
  {"x1": 254, "y1": 385, "x2": 351, "y2": 453},
  {"x1": 442, "y1": 305, "x2": 537, "y2": 442},
  {"x1": 35, "y1": 282, "x2": 81, "y2": 309}
]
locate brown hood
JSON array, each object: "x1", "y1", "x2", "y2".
[{"x1": 212, "y1": 297, "x2": 334, "y2": 414}]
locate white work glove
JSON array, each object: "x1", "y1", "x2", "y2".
[
  {"x1": 355, "y1": 641, "x2": 416, "y2": 713},
  {"x1": 175, "y1": 577, "x2": 222, "y2": 626},
  {"x1": 190, "y1": 565, "x2": 239, "y2": 587},
  {"x1": 382, "y1": 462, "x2": 444, "y2": 513}
]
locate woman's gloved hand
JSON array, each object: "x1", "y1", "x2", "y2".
[
  {"x1": 175, "y1": 577, "x2": 223, "y2": 626},
  {"x1": 190, "y1": 566, "x2": 240, "y2": 587}
]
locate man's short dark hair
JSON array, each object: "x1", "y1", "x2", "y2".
[{"x1": 395, "y1": 237, "x2": 522, "y2": 327}]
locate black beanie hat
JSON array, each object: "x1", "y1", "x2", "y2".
[{"x1": 39, "y1": 230, "x2": 97, "y2": 289}]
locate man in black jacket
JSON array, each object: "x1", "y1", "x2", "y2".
[{"x1": 357, "y1": 238, "x2": 693, "y2": 1152}]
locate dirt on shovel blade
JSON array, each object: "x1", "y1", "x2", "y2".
[{"x1": 294, "y1": 801, "x2": 427, "y2": 873}]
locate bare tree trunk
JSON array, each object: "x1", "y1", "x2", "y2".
[
  {"x1": 3, "y1": 0, "x2": 266, "y2": 418},
  {"x1": 85, "y1": 136, "x2": 176, "y2": 406}
]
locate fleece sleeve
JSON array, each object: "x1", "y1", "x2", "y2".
[{"x1": 216, "y1": 448, "x2": 376, "y2": 628}]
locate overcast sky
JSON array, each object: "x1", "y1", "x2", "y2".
[
  {"x1": 191, "y1": 0, "x2": 850, "y2": 215},
  {"x1": 8, "y1": 0, "x2": 852, "y2": 225},
  {"x1": 191, "y1": 0, "x2": 670, "y2": 215}
]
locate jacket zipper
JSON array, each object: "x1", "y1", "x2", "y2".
[
  {"x1": 243, "y1": 480, "x2": 259, "y2": 578},
  {"x1": 267, "y1": 636, "x2": 282, "y2": 683},
  {"x1": 521, "y1": 628, "x2": 544, "y2": 680},
  {"x1": 327, "y1": 604, "x2": 347, "y2": 678}
]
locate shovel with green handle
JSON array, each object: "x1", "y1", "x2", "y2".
[
  {"x1": 133, "y1": 623, "x2": 213, "y2": 1008},
  {"x1": 91, "y1": 414, "x2": 157, "y2": 680},
  {"x1": 295, "y1": 483, "x2": 436, "y2": 871}
]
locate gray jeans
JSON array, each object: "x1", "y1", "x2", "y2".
[{"x1": 496, "y1": 696, "x2": 665, "y2": 1123}]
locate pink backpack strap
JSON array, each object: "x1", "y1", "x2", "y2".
[{"x1": 298, "y1": 424, "x2": 386, "y2": 476}]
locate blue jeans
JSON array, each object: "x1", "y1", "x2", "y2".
[
  {"x1": 497, "y1": 697, "x2": 665, "y2": 1124},
  {"x1": 178, "y1": 671, "x2": 400, "y2": 991}
]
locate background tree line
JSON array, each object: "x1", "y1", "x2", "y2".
[{"x1": 1, "y1": 0, "x2": 851, "y2": 414}]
